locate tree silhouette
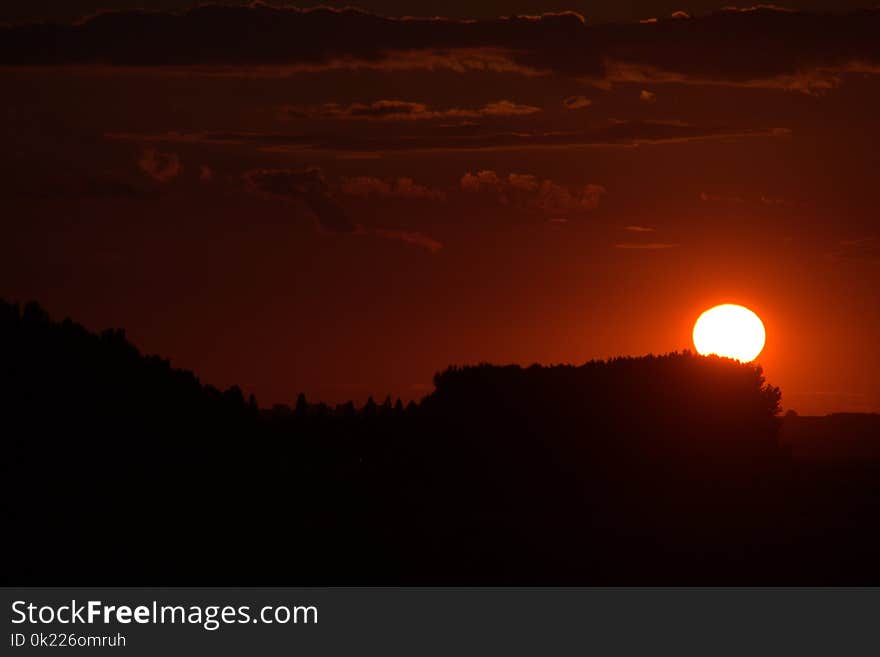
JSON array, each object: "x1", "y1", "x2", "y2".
[{"x1": 2, "y1": 298, "x2": 879, "y2": 586}]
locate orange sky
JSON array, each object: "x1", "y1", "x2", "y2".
[{"x1": 1, "y1": 4, "x2": 879, "y2": 414}]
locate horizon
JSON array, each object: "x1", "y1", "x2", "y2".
[{"x1": 4, "y1": 295, "x2": 873, "y2": 418}]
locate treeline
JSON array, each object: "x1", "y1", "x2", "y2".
[{"x1": 1, "y1": 299, "x2": 878, "y2": 585}]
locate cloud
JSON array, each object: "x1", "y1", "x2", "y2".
[
  {"x1": 563, "y1": 95, "x2": 592, "y2": 110},
  {"x1": 480, "y1": 100, "x2": 542, "y2": 117},
  {"x1": 242, "y1": 167, "x2": 443, "y2": 249},
  {"x1": 461, "y1": 170, "x2": 502, "y2": 191},
  {"x1": 341, "y1": 176, "x2": 446, "y2": 201},
  {"x1": 601, "y1": 60, "x2": 848, "y2": 95},
  {"x1": 242, "y1": 167, "x2": 355, "y2": 233},
  {"x1": 106, "y1": 121, "x2": 791, "y2": 155},
  {"x1": 721, "y1": 5, "x2": 795, "y2": 14},
  {"x1": 639, "y1": 90, "x2": 657, "y2": 103},
  {"x1": 286, "y1": 99, "x2": 540, "y2": 122},
  {"x1": 701, "y1": 191, "x2": 803, "y2": 206},
  {"x1": 615, "y1": 242, "x2": 678, "y2": 250},
  {"x1": 533, "y1": 181, "x2": 606, "y2": 214},
  {"x1": 4, "y1": 5, "x2": 880, "y2": 91},
  {"x1": 616, "y1": 224, "x2": 673, "y2": 249},
  {"x1": 374, "y1": 229, "x2": 443, "y2": 253},
  {"x1": 507, "y1": 173, "x2": 541, "y2": 193},
  {"x1": 461, "y1": 170, "x2": 605, "y2": 216},
  {"x1": 138, "y1": 148, "x2": 181, "y2": 182}
]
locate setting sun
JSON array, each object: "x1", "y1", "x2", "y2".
[{"x1": 693, "y1": 304, "x2": 766, "y2": 362}]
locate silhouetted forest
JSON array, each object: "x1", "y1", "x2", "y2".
[{"x1": 2, "y1": 299, "x2": 879, "y2": 584}]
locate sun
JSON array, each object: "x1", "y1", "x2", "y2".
[{"x1": 692, "y1": 304, "x2": 766, "y2": 362}]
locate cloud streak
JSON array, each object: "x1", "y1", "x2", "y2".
[
  {"x1": 614, "y1": 242, "x2": 678, "y2": 250},
  {"x1": 374, "y1": 229, "x2": 443, "y2": 253},
  {"x1": 286, "y1": 99, "x2": 540, "y2": 122},
  {"x1": 563, "y1": 95, "x2": 592, "y2": 110},
  {"x1": 107, "y1": 121, "x2": 790, "y2": 155}
]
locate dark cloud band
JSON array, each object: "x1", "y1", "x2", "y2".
[{"x1": 3, "y1": 5, "x2": 880, "y2": 90}]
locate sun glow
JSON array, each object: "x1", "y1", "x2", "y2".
[{"x1": 692, "y1": 304, "x2": 766, "y2": 362}]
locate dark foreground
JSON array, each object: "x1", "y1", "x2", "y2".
[{"x1": 2, "y1": 300, "x2": 879, "y2": 585}]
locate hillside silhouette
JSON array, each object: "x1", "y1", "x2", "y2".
[{"x1": 2, "y1": 299, "x2": 879, "y2": 585}]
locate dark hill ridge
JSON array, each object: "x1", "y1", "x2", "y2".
[{"x1": 2, "y1": 298, "x2": 879, "y2": 585}]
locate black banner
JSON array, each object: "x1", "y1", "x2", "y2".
[{"x1": 3, "y1": 588, "x2": 878, "y2": 655}]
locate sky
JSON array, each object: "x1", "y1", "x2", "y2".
[
  {"x1": 1, "y1": 1, "x2": 875, "y2": 23},
  {"x1": 1, "y1": 2, "x2": 879, "y2": 414}
]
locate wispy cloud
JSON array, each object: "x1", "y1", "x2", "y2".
[
  {"x1": 461, "y1": 170, "x2": 605, "y2": 216},
  {"x1": 241, "y1": 166, "x2": 443, "y2": 251},
  {"x1": 374, "y1": 229, "x2": 443, "y2": 253},
  {"x1": 701, "y1": 190, "x2": 803, "y2": 207},
  {"x1": 563, "y1": 95, "x2": 592, "y2": 110},
  {"x1": 615, "y1": 242, "x2": 678, "y2": 250},
  {"x1": 341, "y1": 177, "x2": 446, "y2": 201},
  {"x1": 107, "y1": 121, "x2": 791, "y2": 156},
  {"x1": 285, "y1": 99, "x2": 540, "y2": 122},
  {"x1": 242, "y1": 167, "x2": 355, "y2": 233}
]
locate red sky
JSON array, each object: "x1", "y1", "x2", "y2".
[{"x1": 2, "y1": 3, "x2": 879, "y2": 414}]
